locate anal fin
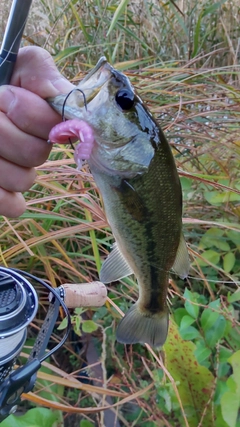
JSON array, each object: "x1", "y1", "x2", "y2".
[
  {"x1": 172, "y1": 233, "x2": 190, "y2": 279},
  {"x1": 100, "y1": 242, "x2": 133, "y2": 284}
]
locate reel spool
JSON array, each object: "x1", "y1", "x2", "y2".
[
  {"x1": 0, "y1": 268, "x2": 38, "y2": 382},
  {"x1": 0, "y1": 266, "x2": 107, "y2": 421}
]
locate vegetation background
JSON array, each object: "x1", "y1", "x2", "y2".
[{"x1": 1, "y1": 0, "x2": 240, "y2": 426}]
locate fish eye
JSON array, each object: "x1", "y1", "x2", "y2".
[{"x1": 115, "y1": 89, "x2": 135, "y2": 110}]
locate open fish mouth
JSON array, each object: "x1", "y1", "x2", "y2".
[{"x1": 48, "y1": 56, "x2": 114, "y2": 116}]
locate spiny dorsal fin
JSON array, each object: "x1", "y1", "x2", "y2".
[
  {"x1": 172, "y1": 233, "x2": 190, "y2": 279},
  {"x1": 100, "y1": 243, "x2": 133, "y2": 284}
]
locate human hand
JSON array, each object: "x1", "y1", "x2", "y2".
[{"x1": 0, "y1": 46, "x2": 74, "y2": 217}]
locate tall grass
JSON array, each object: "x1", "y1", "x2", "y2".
[{"x1": 1, "y1": 1, "x2": 240, "y2": 426}]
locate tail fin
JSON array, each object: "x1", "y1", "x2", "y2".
[{"x1": 116, "y1": 303, "x2": 169, "y2": 348}]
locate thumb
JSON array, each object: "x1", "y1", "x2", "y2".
[{"x1": 11, "y1": 46, "x2": 74, "y2": 98}]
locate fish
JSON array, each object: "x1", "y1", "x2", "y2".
[{"x1": 48, "y1": 57, "x2": 190, "y2": 347}]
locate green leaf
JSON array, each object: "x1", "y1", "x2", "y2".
[
  {"x1": 204, "y1": 315, "x2": 226, "y2": 348},
  {"x1": 201, "y1": 299, "x2": 221, "y2": 331},
  {"x1": 226, "y1": 328, "x2": 240, "y2": 352},
  {"x1": 57, "y1": 317, "x2": 68, "y2": 330},
  {"x1": 107, "y1": 0, "x2": 130, "y2": 36},
  {"x1": 82, "y1": 320, "x2": 99, "y2": 333},
  {"x1": 198, "y1": 249, "x2": 220, "y2": 267},
  {"x1": 194, "y1": 343, "x2": 211, "y2": 364},
  {"x1": 180, "y1": 315, "x2": 195, "y2": 330},
  {"x1": 179, "y1": 325, "x2": 200, "y2": 340},
  {"x1": 199, "y1": 236, "x2": 230, "y2": 251},
  {"x1": 80, "y1": 420, "x2": 95, "y2": 427},
  {"x1": 165, "y1": 321, "x2": 214, "y2": 426},
  {"x1": 223, "y1": 252, "x2": 235, "y2": 273},
  {"x1": 219, "y1": 347, "x2": 233, "y2": 363},
  {"x1": 221, "y1": 392, "x2": 240, "y2": 427},
  {"x1": 180, "y1": 177, "x2": 192, "y2": 191},
  {"x1": 183, "y1": 289, "x2": 200, "y2": 319},
  {"x1": 0, "y1": 408, "x2": 60, "y2": 427},
  {"x1": 204, "y1": 190, "x2": 240, "y2": 205},
  {"x1": 227, "y1": 230, "x2": 240, "y2": 248},
  {"x1": 228, "y1": 290, "x2": 240, "y2": 303},
  {"x1": 174, "y1": 308, "x2": 188, "y2": 326}
]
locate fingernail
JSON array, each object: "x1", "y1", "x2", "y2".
[{"x1": 0, "y1": 86, "x2": 16, "y2": 113}]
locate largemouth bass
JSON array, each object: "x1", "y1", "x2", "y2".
[{"x1": 48, "y1": 57, "x2": 189, "y2": 347}]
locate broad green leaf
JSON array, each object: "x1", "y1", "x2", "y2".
[
  {"x1": 221, "y1": 392, "x2": 239, "y2": 427},
  {"x1": 198, "y1": 249, "x2": 220, "y2": 267},
  {"x1": 204, "y1": 315, "x2": 226, "y2": 348},
  {"x1": 223, "y1": 252, "x2": 235, "y2": 273},
  {"x1": 204, "y1": 190, "x2": 240, "y2": 205},
  {"x1": 180, "y1": 177, "x2": 192, "y2": 191},
  {"x1": 226, "y1": 328, "x2": 240, "y2": 352},
  {"x1": 201, "y1": 299, "x2": 221, "y2": 331},
  {"x1": 184, "y1": 289, "x2": 200, "y2": 319},
  {"x1": 194, "y1": 343, "x2": 211, "y2": 364},
  {"x1": 219, "y1": 347, "x2": 233, "y2": 363},
  {"x1": 199, "y1": 236, "x2": 230, "y2": 251},
  {"x1": 165, "y1": 321, "x2": 214, "y2": 427},
  {"x1": 203, "y1": 228, "x2": 224, "y2": 237},
  {"x1": 0, "y1": 408, "x2": 60, "y2": 427},
  {"x1": 180, "y1": 315, "x2": 195, "y2": 330},
  {"x1": 227, "y1": 230, "x2": 240, "y2": 248},
  {"x1": 228, "y1": 290, "x2": 240, "y2": 303},
  {"x1": 179, "y1": 326, "x2": 200, "y2": 340},
  {"x1": 82, "y1": 320, "x2": 99, "y2": 333},
  {"x1": 174, "y1": 308, "x2": 188, "y2": 325}
]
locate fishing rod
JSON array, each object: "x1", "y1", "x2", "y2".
[
  {"x1": 0, "y1": 2, "x2": 107, "y2": 422},
  {"x1": 0, "y1": 0, "x2": 32, "y2": 85}
]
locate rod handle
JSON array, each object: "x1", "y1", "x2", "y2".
[{"x1": 61, "y1": 282, "x2": 107, "y2": 308}]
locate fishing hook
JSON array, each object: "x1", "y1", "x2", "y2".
[{"x1": 61, "y1": 88, "x2": 88, "y2": 150}]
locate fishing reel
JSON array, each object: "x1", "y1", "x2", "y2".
[{"x1": 0, "y1": 266, "x2": 106, "y2": 422}]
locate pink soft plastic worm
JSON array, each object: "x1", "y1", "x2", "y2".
[{"x1": 48, "y1": 119, "x2": 95, "y2": 169}]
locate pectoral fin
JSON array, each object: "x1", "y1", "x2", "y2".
[
  {"x1": 100, "y1": 243, "x2": 133, "y2": 284},
  {"x1": 172, "y1": 234, "x2": 190, "y2": 279}
]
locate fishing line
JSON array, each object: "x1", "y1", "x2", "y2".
[
  {"x1": 11, "y1": 268, "x2": 71, "y2": 363},
  {"x1": 183, "y1": 275, "x2": 240, "y2": 285},
  {"x1": 61, "y1": 88, "x2": 88, "y2": 150}
]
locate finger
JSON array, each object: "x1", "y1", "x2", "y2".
[
  {"x1": 0, "y1": 189, "x2": 26, "y2": 217},
  {"x1": 11, "y1": 46, "x2": 74, "y2": 98},
  {"x1": 0, "y1": 86, "x2": 61, "y2": 140},
  {"x1": 0, "y1": 157, "x2": 36, "y2": 192},
  {"x1": 0, "y1": 111, "x2": 51, "y2": 167}
]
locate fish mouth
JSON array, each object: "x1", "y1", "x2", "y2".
[
  {"x1": 48, "y1": 57, "x2": 114, "y2": 116},
  {"x1": 76, "y1": 56, "x2": 113, "y2": 105}
]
